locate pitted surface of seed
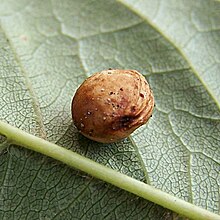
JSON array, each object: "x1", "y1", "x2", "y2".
[{"x1": 72, "y1": 69, "x2": 154, "y2": 143}]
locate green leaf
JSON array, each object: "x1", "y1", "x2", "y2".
[
  {"x1": 120, "y1": 0, "x2": 220, "y2": 106},
  {"x1": 1, "y1": 120, "x2": 219, "y2": 220},
  {"x1": 0, "y1": 0, "x2": 219, "y2": 219}
]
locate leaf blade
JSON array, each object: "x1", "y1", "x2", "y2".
[
  {"x1": 1, "y1": 120, "x2": 219, "y2": 220},
  {"x1": 0, "y1": 0, "x2": 219, "y2": 218}
]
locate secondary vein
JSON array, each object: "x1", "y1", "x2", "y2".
[
  {"x1": 117, "y1": 0, "x2": 220, "y2": 110},
  {"x1": 0, "y1": 23, "x2": 47, "y2": 139}
]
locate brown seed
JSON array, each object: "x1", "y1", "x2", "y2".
[{"x1": 71, "y1": 69, "x2": 155, "y2": 143}]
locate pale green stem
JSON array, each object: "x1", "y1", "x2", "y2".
[{"x1": 0, "y1": 120, "x2": 219, "y2": 220}]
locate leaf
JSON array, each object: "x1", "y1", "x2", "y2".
[
  {"x1": 0, "y1": 0, "x2": 219, "y2": 219},
  {"x1": 121, "y1": 0, "x2": 220, "y2": 105},
  {"x1": 2, "y1": 121, "x2": 218, "y2": 220}
]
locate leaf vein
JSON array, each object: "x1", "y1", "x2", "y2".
[
  {"x1": 0, "y1": 24, "x2": 47, "y2": 139},
  {"x1": 117, "y1": 0, "x2": 220, "y2": 109}
]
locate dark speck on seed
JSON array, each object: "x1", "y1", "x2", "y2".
[
  {"x1": 119, "y1": 116, "x2": 134, "y2": 128},
  {"x1": 140, "y1": 93, "x2": 144, "y2": 98},
  {"x1": 131, "y1": 106, "x2": 136, "y2": 112},
  {"x1": 120, "y1": 88, "x2": 123, "y2": 91}
]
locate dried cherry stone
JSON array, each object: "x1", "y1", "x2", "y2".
[{"x1": 71, "y1": 69, "x2": 154, "y2": 143}]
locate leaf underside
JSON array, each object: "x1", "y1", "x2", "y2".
[{"x1": 0, "y1": 0, "x2": 219, "y2": 219}]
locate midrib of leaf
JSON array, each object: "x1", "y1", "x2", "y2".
[
  {"x1": 0, "y1": 23, "x2": 47, "y2": 139},
  {"x1": 117, "y1": 0, "x2": 220, "y2": 110},
  {"x1": 1, "y1": 120, "x2": 219, "y2": 220}
]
